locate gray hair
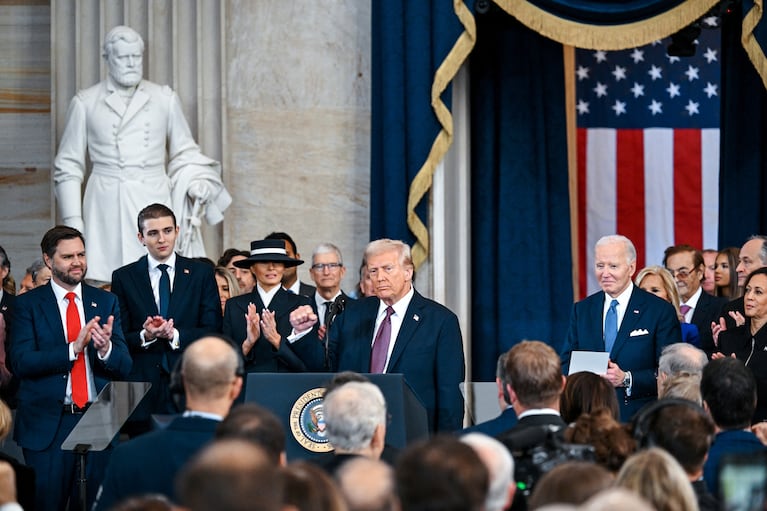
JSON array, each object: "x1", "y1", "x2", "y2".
[
  {"x1": 323, "y1": 381, "x2": 386, "y2": 452},
  {"x1": 102, "y1": 25, "x2": 145, "y2": 59},
  {"x1": 312, "y1": 242, "x2": 344, "y2": 266},
  {"x1": 658, "y1": 343, "x2": 708, "y2": 377},
  {"x1": 461, "y1": 433, "x2": 515, "y2": 511},
  {"x1": 26, "y1": 258, "x2": 46, "y2": 281},
  {"x1": 748, "y1": 234, "x2": 767, "y2": 265},
  {"x1": 595, "y1": 235, "x2": 637, "y2": 264}
]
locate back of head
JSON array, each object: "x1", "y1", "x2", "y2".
[
  {"x1": 336, "y1": 457, "x2": 398, "y2": 511},
  {"x1": 560, "y1": 371, "x2": 619, "y2": 423},
  {"x1": 396, "y1": 436, "x2": 488, "y2": 511},
  {"x1": 528, "y1": 461, "x2": 613, "y2": 509},
  {"x1": 658, "y1": 372, "x2": 702, "y2": 404},
  {"x1": 506, "y1": 340, "x2": 563, "y2": 409},
  {"x1": 216, "y1": 403, "x2": 286, "y2": 465},
  {"x1": 176, "y1": 439, "x2": 282, "y2": 511},
  {"x1": 564, "y1": 408, "x2": 636, "y2": 472},
  {"x1": 658, "y1": 343, "x2": 708, "y2": 378},
  {"x1": 460, "y1": 433, "x2": 515, "y2": 511},
  {"x1": 323, "y1": 381, "x2": 387, "y2": 453},
  {"x1": 181, "y1": 336, "x2": 240, "y2": 401},
  {"x1": 701, "y1": 357, "x2": 757, "y2": 429},
  {"x1": 580, "y1": 488, "x2": 654, "y2": 511},
  {"x1": 616, "y1": 448, "x2": 698, "y2": 511},
  {"x1": 282, "y1": 461, "x2": 348, "y2": 511}
]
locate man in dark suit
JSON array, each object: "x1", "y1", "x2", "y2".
[
  {"x1": 562, "y1": 234, "x2": 681, "y2": 421},
  {"x1": 290, "y1": 239, "x2": 465, "y2": 432},
  {"x1": 266, "y1": 232, "x2": 316, "y2": 297},
  {"x1": 308, "y1": 242, "x2": 352, "y2": 365},
  {"x1": 111, "y1": 204, "x2": 222, "y2": 433},
  {"x1": 10, "y1": 226, "x2": 132, "y2": 510},
  {"x1": 93, "y1": 335, "x2": 243, "y2": 510},
  {"x1": 460, "y1": 351, "x2": 517, "y2": 437},
  {"x1": 223, "y1": 239, "x2": 314, "y2": 373},
  {"x1": 663, "y1": 244, "x2": 726, "y2": 356}
]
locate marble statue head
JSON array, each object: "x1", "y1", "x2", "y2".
[{"x1": 103, "y1": 26, "x2": 145, "y2": 88}]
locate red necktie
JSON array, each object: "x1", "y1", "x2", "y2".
[
  {"x1": 65, "y1": 292, "x2": 88, "y2": 407},
  {"x1": 370, "y1": 306, "x2": 395, "y2": 373}
]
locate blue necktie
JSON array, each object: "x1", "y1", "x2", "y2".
[
  {"x1": 158, "y1": 264, "x2": 171, "y2": 317},
  {"x1": 604, "y1": 299, "x2": 618, "y2": 353}
]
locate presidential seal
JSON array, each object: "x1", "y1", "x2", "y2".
[{"x1": 290, "y1": 387, "x2": 334, "y2": 453}]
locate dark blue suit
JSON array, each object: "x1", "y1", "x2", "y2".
[
  {"x1": 9, "y1": 282, "x2": 132, "y2": 510},
  {"x1": 703, "y1": 429, "x2": 767, "y2": 498},
  {"x1": 111, "y1": 255, "x2": 221, "y2": 418},
  {"x1": 294, "y1": 291, "x2": 465, "y2": 432},
  {"x1": 689, "y1": 291, "x2": 727, "y2": 357},
  {"x1": 562, "y1": 285, "x2": 681, "y2": 421},
  {"x1": 223, "y1": 287, "x2": 313, "y2": 372},
  {"x1": 94, "y1": 415, "x2": 218, "y2": 509},
  {"x1": 459, "y1": 407, "x2": 518, "y2": 437}
]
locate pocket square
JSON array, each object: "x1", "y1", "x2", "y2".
[{"x1": 629, "y1": 328, "x2": 649, "y2": 337}]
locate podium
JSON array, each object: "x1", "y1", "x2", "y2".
[{"x1": 245, "y1": 373, "x2": 428, "y2": 461}]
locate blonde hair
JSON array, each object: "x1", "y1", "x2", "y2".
[
  {"x1": 616, "y1": 448, "x2": 698, "y2": 511},
  {"x1": 0, "y1": 399, "x2": 11, "y2": 440},
  {"x1": 635, "y1": 266, "x2": 682, "y2": 318}
]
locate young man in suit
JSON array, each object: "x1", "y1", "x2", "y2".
[
  {"x1": 10, "y1": 226, "x2": 132, "y2": 510},
  {"x1": 290, "y1": 238, "x2": 465, "y2": 433},
  {"x1": 562, "y1": 234, "x2": 681, "y2": 421},
  {"x1": 111, "y1": 203, "x2": 222, "y2": 433}
]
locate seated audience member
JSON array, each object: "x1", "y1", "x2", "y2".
[
  {"x1": 702, "y1": 249, "x2": 718, "y2": 296},
  {"x1": 560, "y1": 371, "x2": 620, "y2": 424},
  {"x1": 176, "y1": 439, "x2": 282, "y2": 511},
  {"x1": 615, "y1": 447, "x2": 698, "y2": 511},
  {"x1": 215, "y1": 402, "x2": 287, "y2": 466},
  {"x1": 214, "y1": 266, "x2": 241, "y2": 316},
  {"x1": 630, "y1": 400, "x2": 717, "y2": 511},
  {"x1": 396, "y1": 436, "x2": 488, "y2": 511},
  {"x1": 658, "y1": 372, "x2": 702, "y2": 404},
  {"x1": 460, "y1": 433, "x2": 516, "y2": 511},
  {"x1": 282, "y1": 461, "x2": 348, "y2": 511},
  {"x1": 564, "y1": 408, "x2": 636, "y2": 473},
  {"x1": 715, "y1": 247, "x2": 741, "y2": 299},
  {"x1": 527, "y1": 461, "x2": 613, "y2": 509},
  {"x1": 656, "y1": 342, "x2": 707, "y2": 393},
  {"x1": 0, "y1": 400, "x2": 33, "y2": 511},
  {"x1": 219, "y1": 248, "x2": 256, "y2": 295},
  {"x1": 336, "y1": 457, "x2": 399, "y2": 511},
  {"x1": 94, "y1": 336, "x2": 244, "y2": 510},
  {"x1": 718, "y1": 266, "x2": 767, "y2": 422},
  {"x1": 701, "y1": 357, "x2": 767, "y2": 497},
  {"x1": 580, "y1": 488, "x2": 654, "y2": 511},
  {"x1": 314, "y1": 381, "x2": 387, "y2": 475},
  {"x1": 461, "y1": 351, "x2": 518, "y2": 436},
  {"x1": 636, "y1": 265, "x2": 700, "y2": 347}
]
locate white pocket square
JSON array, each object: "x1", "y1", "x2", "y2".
[{"x1": 629, "y1": 328, "x2": 649, "y2": 337}]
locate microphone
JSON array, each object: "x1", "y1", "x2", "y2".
[{"x1": 323, "y1": 294, "x2": 346, "y2": 370}]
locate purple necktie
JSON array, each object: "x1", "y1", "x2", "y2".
[
  {"x1": 370, "y1": 306, "x2": 395, "y2": 373},
  {"x1": 680, "y1": 304, "x2": 691, "y2": 322}
]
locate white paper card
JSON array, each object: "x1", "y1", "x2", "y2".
[{"x1": 568, "y1": 351, "x2": 610, "y2": 376}]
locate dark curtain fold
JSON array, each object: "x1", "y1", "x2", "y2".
[
  {"x1": 719, "y1": 7, "x2": 767, "y2": 247},
  {"x1": 469, "y1": 13, "x2": 573, "y2": 380}
]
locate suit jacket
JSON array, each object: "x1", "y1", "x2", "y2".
[
  {"x1": 9, "y1": 283, "x2": 132, "y2": 450},
  {"x1": 94, "y1": 415, "x2": 218, "y2": 510},
  {"x1": 497, "y1": 413, "x2": 567, "y2": 451},
  {"x1": 0, "y1": 291, "x2": 13, "y2": 331},
  {"x1": 293, "y1": 292, "x2": 466, "y2": 432},
  {"x1": 460, "y1": 407, "x2": 518, "y2": 437},
  {"x1": 703, "y1": 429, "x2": 767, "y2": 498},
  {"x1": 720, "y1": 296, "x2": 745, "y2": 331},
  {"x1": 223, "y1": 287, "x2": 313, "y2": 372},
  {"x1": 719, "y1": 322, "x2": 767, "y2": 422},
  {"x1": 562, "y1": 285, "x2": 681, "y2": 421},
  {"x1": 111, "y1": 255, "x2": 222, "y2": 416},
  {"x1": 689, "y1": 291, "x2": 727, "y2": 356},
  {"x1": 298, "y1": 281, "x2": 317, "y2": 298}
]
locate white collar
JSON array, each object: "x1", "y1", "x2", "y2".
[
  {"x1": 50, "y1": 279, "x2": 83, "y2": 302},
  {"x1": 377, "y1": 285, "x2": 415, "y2": 318},
  {"x1": 148, "y1": 252, "x2": 177, "y2": 271},
  {"x1": 682, "y1": 286, "x2": 703, "y2": 308}
]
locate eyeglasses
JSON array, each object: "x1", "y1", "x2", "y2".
[
  {"x1": 666, "y1": 267, "x2": 695, "y2": 279},
  {"x1": 311, "y1": 262, "x2": 342, "y2": 272}
]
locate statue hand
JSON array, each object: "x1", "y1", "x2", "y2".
[
  {"x1": 188, "y1": 181, "x2": 212, "y2": 202},
  {"x1": 63, "y1": 216, "x2": 85, "y2": 232}
]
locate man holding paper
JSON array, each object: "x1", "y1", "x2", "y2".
[{"x1": 561, "y1": 234, "x2": 681, "y2": 420}]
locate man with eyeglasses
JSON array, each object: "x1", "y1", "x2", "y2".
[
  {"x1": 663, "y1": 244, "x2": 726, "y2": 357},
  {"x1": 308, "y1": 243, "x2": 351, "y2": 341}
]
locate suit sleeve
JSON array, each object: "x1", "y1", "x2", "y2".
[
  {"x1": 435, "y1": 311, "x2": 466, "y2": 432},
  {"x1": 176, "y1": 268, "x2": 222, "y2": 347},
  {"x1": 9, "y1": 297, "x2": 71, "y2": 378},
  {"x1": 561, "y1": 302, "x2": 580, "y2": 374},
  {"x1": 109, "y1": 270, "x2": 148, "y2": 353},
  {"x1": 95, "y1": 294, "x2": 132, "y2": 378}
]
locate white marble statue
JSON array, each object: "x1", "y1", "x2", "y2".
[{"x1": 54, "y1": 25, "x2": 231, "y2": 282}]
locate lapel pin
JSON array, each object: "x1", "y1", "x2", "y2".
[
  {"x1": 0, "y1": 306, "x2": 5, "y2": 311},
  {"x1": 633, "y1": 310, "x2": 639, "y2": 314},
  {"x1": 413, "y1": 314, "x2": 420, "y2": 322},
  {"x1": 91, "y1": 302, "x2": 97, "y2": 308},
  {"x1": 183, "y1": 269, "x2": 190, "y2": 274}
]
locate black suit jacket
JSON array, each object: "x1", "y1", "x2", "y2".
[
  {"x1": 689, "y1": 291, "x2": 727, "y2": 356},
  {"x1": 298, "y1": 281, "x2": 316, "y2": 298},
  {"x1": 111, "y1": 255, "x2": 222, "y2": 416},
  {"x1": 223, "y1": 287, "x2": 313, "y2": 372}
]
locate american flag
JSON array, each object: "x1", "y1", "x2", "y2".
[{"x1": 576, "y1": 21, "x2": 722, "y2": 298}]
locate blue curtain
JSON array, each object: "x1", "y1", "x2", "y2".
[{"x1": 469, "y1": 13, "x2": 573, "y2": 380}]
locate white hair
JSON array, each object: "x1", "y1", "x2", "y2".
[
  {"x1": 460, "y1": 433, "x2": 515, "y2": 511},
  {"x1": 595, "y1": 234, "x2": 637, "y2": 263}
]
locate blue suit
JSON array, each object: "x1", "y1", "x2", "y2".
[
  {"x1": 459, "y1": 407, "x2": 518, "y2": 437},
  {"x1": 293, "y1": 291, "x2": 466, "y2": 432},
  {"x1": 562, "y1": 285, "x2": 681, "y2": 421},
  {"x1": 111, "y1": 255, "x2": 222, "y2": 418},
  {"x1": 703, "y1": 429, "x2": 767, "y2": 498},
  {"x1": 94, "y1": 415, "x2": 218, "y2": 509},
  {"x1": 9, "y1": 282, "x2": 132, "y2": 510}
]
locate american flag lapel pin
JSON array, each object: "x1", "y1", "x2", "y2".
[
  {"x1": 413, "y1": 314, "x2": 419, "y2": 322},
  {"x1": 0, "y1": 306, "x2": 6, "y2": 312},
  {"x1": 183, "y1": 268, "x2": 190, "y2": 274},
  {"x1": 91, "y1": 302, "x2": 97, "y2": 308},
  {"x1": 633, "y1": 310, "x2": 639, "y2": 314}
]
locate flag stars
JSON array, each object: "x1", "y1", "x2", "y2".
[
  {"x1": 704, "y1": 47, "x2": 718, "y2": 63},
  {"x1": 612, "y1": 100, "x2": 627, "y2": 116},
  {"x1": 666, "y1": 82, "x2": 681, "y2": 98},
  {"x1": 648, "y1": 65, "x2": 663, "y2": 80},
  {"x1": 685, "y1": 65, "x2": 700, "y2": 81},
  {"x1": 630, "y1": 48, "x2": 645, "y2": 63},
  {"x1": 685, "y1": 100, "x2": 700, "y2": 115},
  {"x1": 648, "y1": 100, "x2": 663, "y2": 115},
  {"x1": 704, "y1": 82, "x2": 718, "y2": 98},
  {"x1": 630, "y1": 82, "x2": 645, "y2": 98},
  {"x1": 576, "y1": 65, "x2": 590, "y2": 80},
  {"x1": 703, "y1": 15, "x2": 719, "y2": 27},
  {"x1": 593, "y1": 82, "x2": 608, "y2": 98},
  {"x1": 612, "y1": 65, "x2": 627, "y2": 81},
  {"x1": 666, "y1": 54, "x2": 681, "y2": 64},
  {"x1": 576, "y1": 99, "x2": 590, "y2": 114},
  {"x1": 594, "y1": 50, "x2": 608, "y2": 63}
]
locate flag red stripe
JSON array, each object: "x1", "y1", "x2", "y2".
[
  {"x1": 616, "y1": 130, "x2": 646, "y2": 271},
  {"x1": 673, "y1": 129, "x2": 703, "y2": 248},
  {"x1": 577, "y1": 128, "x2": 588, "y2": 299}
]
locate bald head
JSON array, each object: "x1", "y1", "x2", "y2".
[
  {"x1": 337, "y1": 457, "x2": 399, "y2": 511},
  {"x1": 182, "y1": 336, "x2": 240, "y2": 400}
]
